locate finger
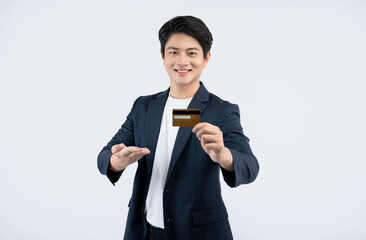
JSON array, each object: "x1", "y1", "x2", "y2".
[
  {"x1": 196, "y1": 127, "x2": 220, "y2": 140},
  {"x1": 129, "y1": 150, "x2": 148, "y2": 162},
  {"x1": 136, "y1": 147, "x2": 151, "y2": 156},
  {"x1": 200, "y1": 134, "x2": 219, "y2": 144},
  {"x1": 121, "y1": 146, "x2": 141, "y2": 157},
  {"x1": 139, "y1": 147, "x2": 151, "y2": 154},
  {"x1": 123, "y1": 146, "x2": 151, "y2": 157},
  {"x1": 192, "y1": 122, "x2": 209, "y2": 133},
  {"x1": 204, "y1": 143, "x2": 222, "y2": 153}
]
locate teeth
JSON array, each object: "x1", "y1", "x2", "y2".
[{"x1": 177, "y1": 70, "x2": 190, "y2": 73}]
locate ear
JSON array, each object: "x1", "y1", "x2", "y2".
[
  {"x1": 161, "y1": 49, "x2": 165, "y2": 65},
  {"x1": 202, "y1": 51, "x2": 211, "y2": 68}
]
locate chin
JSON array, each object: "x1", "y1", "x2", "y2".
[{"x1": 172, "y1": 79, "x2": 194, "y2": 86}]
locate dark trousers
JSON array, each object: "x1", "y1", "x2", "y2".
[{"x1": 145, "y1": 219, "x2": 165, "y2": 240}]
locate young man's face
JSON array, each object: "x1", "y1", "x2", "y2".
[{"x1": 162, "y1": 33, "x2": 210, "y2": 88}]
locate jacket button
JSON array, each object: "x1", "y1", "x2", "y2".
[
  {"x1": 165, "y1": 189, "x2": 172, "y2": 192},
  {"x1": 167, "y1": 218, "x2": 173, "y2": 222},
  {"x1": 238, "y1": 179, "x2": 243, "y2": 186}
]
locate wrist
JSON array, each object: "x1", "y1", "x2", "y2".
[{"x1": 219, "y1": 148, "x2": 234, "y2": 172}]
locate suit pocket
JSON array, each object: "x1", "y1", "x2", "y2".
[{"x1": 192, "y1": 205, "x2": 228, "y2": 226}]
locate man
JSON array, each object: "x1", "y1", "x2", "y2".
[{"x1": 98, "y1": 15, "x2": 259, "y2": 240}]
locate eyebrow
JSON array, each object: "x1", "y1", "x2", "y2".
[{"x1": 166, "y1": 47, "x2": 200, "y2": 51}]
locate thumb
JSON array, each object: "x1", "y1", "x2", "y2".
[{"x1": 111, "y1": 143, "x2": 126, "y2": 154}]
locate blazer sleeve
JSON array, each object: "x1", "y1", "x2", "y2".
[
  {"x1": 97, "y1": 97, "x2": 140, "y2": 185},
  {"x1": 217, "y1": 103, "x2": 259, "y2": 188}
]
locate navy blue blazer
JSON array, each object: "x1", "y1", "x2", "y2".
[{"x1": 98, "y1": 81, "x2": 259, "y2": 240}]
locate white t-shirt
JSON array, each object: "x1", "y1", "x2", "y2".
[{"x1": 145, "y1": 93, "x2": 193, "y2": 228}]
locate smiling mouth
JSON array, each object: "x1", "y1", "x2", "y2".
[{"x1": 175, "y1": 69, "x2": 192, "y2": 73}]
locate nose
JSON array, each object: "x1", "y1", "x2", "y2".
[{"x1": 176, "y1": 53, "x2": 188, "y2": 66}]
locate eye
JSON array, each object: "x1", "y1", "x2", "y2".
[
  {"x1": 169, "y1": 51, "x2": 177, "y2": 55},
  {"x1": 188, "y1": 52, "x2": 197, "y2": 56}
]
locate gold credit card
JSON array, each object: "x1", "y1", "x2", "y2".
[{"x1": 173, "y1": 109, "x2": 201, "y2": 127}]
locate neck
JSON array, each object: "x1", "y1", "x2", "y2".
[{"x1": 169, "y1": 80, "x2": 200, "y2": 99}]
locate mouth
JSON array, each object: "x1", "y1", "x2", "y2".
[{"x1": 175, "y1": 69, "x2": 192, "y2": 73}]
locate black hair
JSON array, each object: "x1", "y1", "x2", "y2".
[{"x1": 158, "y1": 15, "x2": 213, "y2": 59}]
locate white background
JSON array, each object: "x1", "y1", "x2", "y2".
[{"x1": 1, "y1": 0, "x2": 365, "y2": 239}]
